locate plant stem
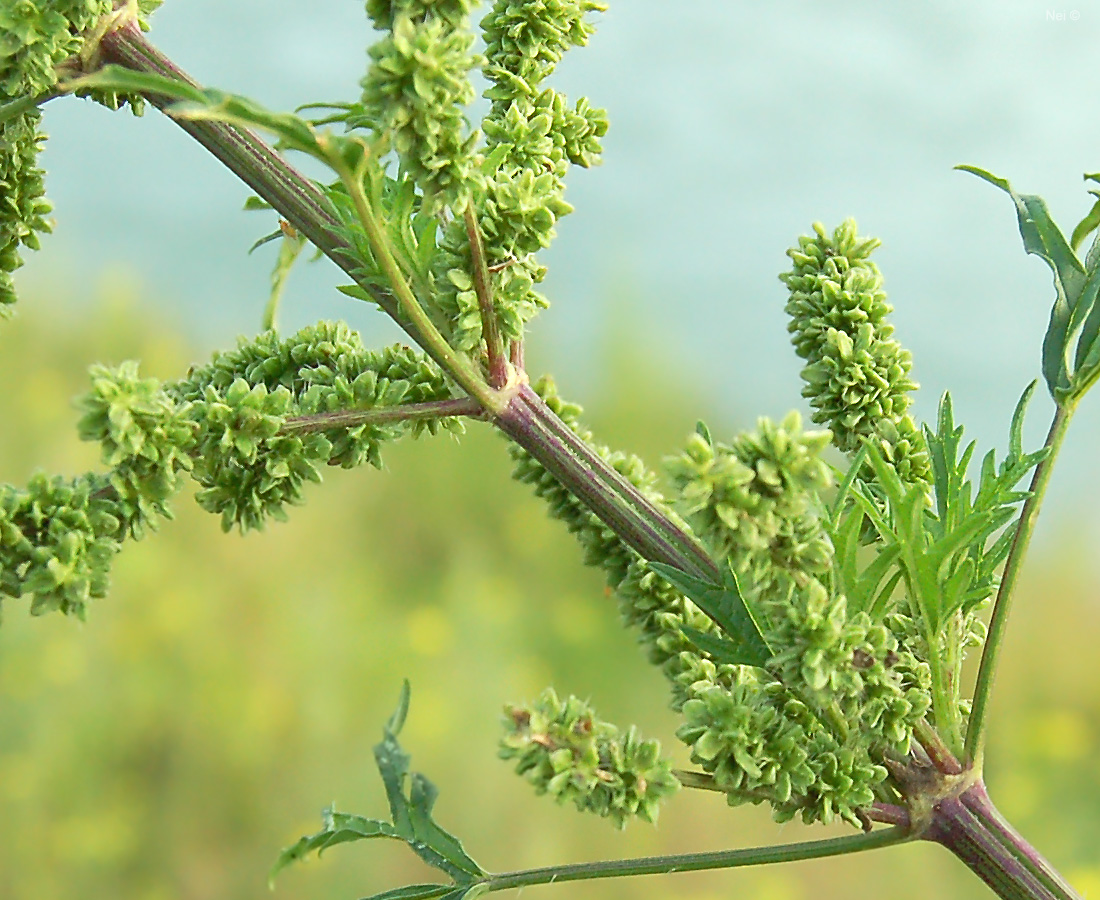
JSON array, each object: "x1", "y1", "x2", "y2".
[
  {"x1": 964, "y1": 403, "x2": 1074, "y2": 764},
  {"x1": 496, "y1": 383, "x2": 719, "y2": 580},
  {"x1": 280, "y1": 397, "x2": 484, "y2": 435},
  {"x1": 97, "y1": 23, "x2": 413, "y2": 335},
  {"x1": 673, "y1": 771, "x2": 911, "y2": 828},
  {"x1": 97, "y1": 24, "x2": 715, "y2": 587},
  {"x1": 0, "y1": 88, "x2": 60, "y2": 123},
  {"x1": 914, "y1": 718, "x2": 963, "y2": 776},
  {"x1": 484, "y1": 827, "x2": 910, "y2": 893},
  {"x1": 924, "y1": 781, "x2": 1081, "y2": 900},
  {"x1": 463, "y1": 204, "x2": 508, "y2": 389},
  {"x1": 329, "y1": 154, "x2": 501, "y2": 412}
]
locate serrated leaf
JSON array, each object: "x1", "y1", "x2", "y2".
[
  {"x1": 272, "y1": 682, "x2": 484, "y2": 888},
  {"x1": 648, "y1": 562, "x2": 772, "y2": 669},
  {"x1": 373, "y1": 683, "x2": 484, "y2": 880},
  {"x1": 268, "y1": 812, "x2": 401, "y2": 886},
  {"x1": 679, "y1": 626, "x2": 765, "y2": 668}
]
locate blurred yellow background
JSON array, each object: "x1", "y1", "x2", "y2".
[{"x1": 0, "y1": 286, "x2": 1097, "y2": 900}]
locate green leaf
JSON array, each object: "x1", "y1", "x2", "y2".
[
  {"x1": 271, "y1": 682, "x2": 485, "y2": 887},
  {"x1": 1070, "y1": 174, "x2": 1100, "y2": 250},
  {"x1": 958, "y1": 165, "x2": 1100, "y2": 403},
  {"x1": 648, "y1": 562, "x2": 772, "y2": 669},
  {"x1": 248, "y1": 230, "x2": 283, "y2": 254},
  {"x1": 679, "y1": 626, "x2": 765, "y2": 669},
  {"x1": 829, "y1": 443, "x2": 869, "y2": 528},
  {"x1": 269, "y1": 810, "x2": 401, "y2": 886},
  {"x1": 362, "y1": 884, "x2": 458, "y2": 900},
  {"x1": 59, "y1": 67, "x2": 208, "y2": 106},
  {"x1": 62, "y1": 66, "x2": 365, "y2": 171},
  {"x1": 264, "y1": 227, "x2": 307, "y2": 330},
  {"x1": 373, "y1": 683, "x2": 484, "y2": 880}
]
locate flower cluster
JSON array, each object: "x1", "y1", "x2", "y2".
[
  {"x1": 429, "y1": 0, "x2": 608, "y2": 351},
  {"x1": 357, "y1": 10, "x2": 479, "y2": 213},
  {"x1": 500, "y1": 687, "x2": 680, "y2": 828},
  {"x1": 665, "y1": 413, "x2": 834, "y2": 599},
  {"x1": 0, "y1": 473, "x2": 119, "y2": 619},
  {"x1": 364, "y1": 0, "x2": 477, "y2": 32},
  {"x1": 0, "y1": 320, "x2": 460, "y2": 619},
  {"x1": 677, "y1": 675, "x2": 888, "y2": 828},
  {"x1": 780, "y1": 220, "x2": 930, "y2": 484},
  {"x1": 481, "y1": 0, "x2": 607, "y2": 107},
  {"x1": 77, "y1": 360, "x2": 196, "y2": 537},
  {"x1": 511, "y1": 381, "x2": 936, "y2": 825}
]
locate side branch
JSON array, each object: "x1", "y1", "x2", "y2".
[
  {"x1": 96, "y1": 24, "x2": 716, "y2": 583},
  {"x1": 463, "y1": 205, "x2": 507, "y2": 389},
  {"x1": 484, "y1": 827, "x2": 911, "y2": 893},
  {"x1": 281, "y1": 397, "x2": 484, "y2": 435}
]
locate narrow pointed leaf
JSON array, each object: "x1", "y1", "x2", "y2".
[
  {"x1": 649, "y1": 562, "x2": 772, "y2": 669},
  {"x1": 362, "y1": 884, "x2": 457, "y2": 900},
  {"x1": 680, "y1": 626, "x2": 769, "y2": 669},
  {"x1": 269, "y1": 812, "x2": 401, "y2": 885},
  {"x1": 1070, "y1": 175, "x2": 1100, "y2": 250}
]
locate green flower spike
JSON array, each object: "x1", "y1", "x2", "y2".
[
  {"x1": 781, "y1": 220, "x2": 930, "y2": 484},
  {"x1": 357, "y1": 11, "x2": 480, "y2": 213},
  {"x1": 500, "y1": 687, "x2": 681, "y2": 828}
]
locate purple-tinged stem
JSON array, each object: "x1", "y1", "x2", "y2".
[
  {"x1": 97, "y1": 24, "x2": 714, "y2": 585},
  {"x1": 463, "y1": 205, "x2": 507, "y2": 389},
  {"x1": 924, "y1": 781, "x2": 1081, "y2": 900},
  {"x1": 495, "y1": 384, "x2": 718, "y2": 581}
]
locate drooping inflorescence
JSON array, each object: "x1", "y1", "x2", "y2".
[
  {"x1": 500, "y1": 687, "x2": 681, "y2": 828},
  {"x1": 780, "y1": 220, "x2": 930, "y2": 485},
  {"x1": 0, "y1": 321, "x2": 460, "y2": 620},
  {"x1": 357, "y1": 3, "x2": 480, "y2": 213},
  {"x1": 429, "y1": 0, "x2": 609, "y2": 351}
]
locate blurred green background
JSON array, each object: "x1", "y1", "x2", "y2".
[
  {"x1": 0, "y1": 291, "x2": 1097, "y2": 900},
  {"x1": 4, "y1": 2, "x2": 1100, "y2": 897}
]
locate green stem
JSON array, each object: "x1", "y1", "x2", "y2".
[
  {"x1": 914, "y1": 718, "x2": 963, "y2": 776},
  {"x1": 328, "y1": 153, "x2": 501, "y2": 413},
  {"x1": 928, "y1": 650, "x2": 964, "y2": 760},
  {"x1": 0, "y1": 88, "x2": 60, "y2": 124},
  {"x1": 280, "y1": 397, "x2": 483, "y2": 435},
  {"x1": 96, "y1": 24, "x2": 412, "y2": 347},
  {"x1": 484, "y1": 827, "x2": 910, "y2": 893},
  {"x1": 964, "y1": 403, "x2": 1074, "y2": 764}
]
